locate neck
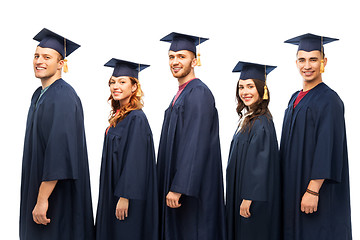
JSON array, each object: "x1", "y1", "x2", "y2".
[
  {"x1": 40, "y1": 72, "x2": 61, "y2": 89},
  {"x1": 178, "y1": 72, "x2": 196, "y2": 86},
  {"x1": 303, "y1": 77, "x2": 322, "y2": 92}
]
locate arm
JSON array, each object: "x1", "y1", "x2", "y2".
[
  {"x1": 32, "y1": 180, "x2": 58, "y2": 225},
  {"x1": 301, "y1": 179, "x2": 324, "y2": 214}
]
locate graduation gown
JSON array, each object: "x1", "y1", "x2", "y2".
[
  {"x1": 226, "y1": 115, "x2": 281, "y2": 240},
  {"x1": 95, "y1": 109, "x2": 158, "y2": 240},
  {"x1": 157, "y1": 79, "x2": 226, "y2": 240},
  {"x1": 280, "y1": 83, "x2": 352, "y2": 240},
  {"x1": 20, "y1": 79, "x2": 94, "y2": 240}
]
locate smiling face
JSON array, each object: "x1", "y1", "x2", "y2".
[
  {"x1": 168, "y1": 50, "x2": 197, "y2": 84},
  {"x1": 109, "y1": 76, "x2": 137, "y2": 106},
  {"x1": 296, "y1": 50, "x2": 327, "y2": 84},
  {"x1": 238, "y1": 79, "x2": 260, "y2": 108},
  {"x1": 33, "y1": 46, "x2": 63, "y2": 82}
]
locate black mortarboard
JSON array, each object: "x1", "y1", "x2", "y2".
[
  {"x1": 104, "y1": 58, "x2": 150, "y2": 79},
  {"x1": 233, "y1": 61, "x2": 276, "y2": 82},
  {"x1": 33, "y1": 28, "x2": 80, "y2": 58},
  {"x1": 284, "y1": 33, "x2": 338, "y2": 52},
  {"x1": 160, "y1": 32, "x2": 208, "y2": 54}
]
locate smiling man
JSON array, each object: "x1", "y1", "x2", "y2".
[
  {"x1": 157, "y1": 32, "x2": 226, "y2": 240},
  {"x1": 280, "y1": 33, "x2": 352, "y2": 240},
  {"x1": 19, "y1": 28, "x2": 94, "y2": 240}
]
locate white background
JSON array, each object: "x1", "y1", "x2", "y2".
[{"x1": 1, "y1": 0, "x2": 359, "y2": 239}]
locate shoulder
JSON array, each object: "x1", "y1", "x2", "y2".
[
  {"x1": 50, "y1": 79, "x2": 81, "y2": 105},
  {"x1": 185, "y1": 79, "x2": 215, "y2": 103},
  {"x1": 127, "y1": 110, "x2": 151, "y2": 131},
  {"x1": 313, "y1": 83, "x2": 344, "y2": 110},
  {"x1": 252, "y1": 115, "x2": 273, "y2": 129}
]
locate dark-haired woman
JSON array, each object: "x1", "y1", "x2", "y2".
[
  {"x1": 226, "y1": 61, "x2": 281, "y2": 240},
  {"x1": 95, "y1": 59, "x2": 158, "y2": 240}
]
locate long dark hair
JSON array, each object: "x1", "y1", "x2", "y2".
[{"x1": 235, "y1": 78, "x2": 272, "y2": 132}]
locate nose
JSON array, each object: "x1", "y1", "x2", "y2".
[
  {"x1": 304, "y1": 60, "x2": 311, "y2": 69},
  {"x1": 34, "y1": 56, "x2": 43, "y2": 65},
  {"x1": 171, "y1": 57, "x2": 179, "y2": 65}
]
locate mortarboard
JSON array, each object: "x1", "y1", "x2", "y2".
[
  {"x1": 160, "y1": 32, "x2": 208, "y2": 66},
  {"x1": 233, "y1": 61, "x2": 277, "y2": 100},
  {"x1": 104, "y1": 58, "x2": 150, "y2": 79},
  {"x1": 33, "y1": 28, "x2": 80, "y2": 73},
  {"x1": 284, "y1": 33, "x2": 338, "y2": 52},
  {"x1": 284, "y1": 33, "x2": 339, "y2": 73}
]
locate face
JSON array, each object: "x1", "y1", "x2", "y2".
[
  {"x1": 168, "y1": 50, "x2": 197, "y2": 80},
  {"x1": 109, "y1": 76, "x2": 137, "y2": 106},
  {"x1": 296, "y1": 50, "x2": 327, "y2": 82},
  {"x1": 238, "y1": 79, "x2": 260, "y2": 108},
  {"x1": 33, "y1": 46, "x2": 63, "y2": 81}
]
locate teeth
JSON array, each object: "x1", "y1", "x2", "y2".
[{"x1": 36, "y1": 67, "x2": 45, "y2": 70}]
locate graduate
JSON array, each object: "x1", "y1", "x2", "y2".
[
  {"x1": 280, "y1": 33, "x2": 352, "y2": 240},
  {"x1": 226, "y1": 61, "x2": 281, "y2": 240},
  {"x1": 20, "y1": 28, "x2": 94, "y2": 240},
  {"x1": 95, "y1": 58, "x2": 158, "y2": 240},
  {"x1": 157, "y1": 32, "x2": 226, "y2": 240}
]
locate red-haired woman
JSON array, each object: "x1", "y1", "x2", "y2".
[
  {"x1": 95, "y1": 59, "x2": 158, "y2": 240},
  {"x1": 226, "y1": 61, "x2": 281, "y2": 240}
]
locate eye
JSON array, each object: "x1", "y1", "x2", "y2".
[{"x1": 238, "y1": 86, "x2": 244, "y2": 90}]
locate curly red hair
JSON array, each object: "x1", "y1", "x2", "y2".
[{"x1": 108, "y1": 77, "x2": 144, "y2": 127}]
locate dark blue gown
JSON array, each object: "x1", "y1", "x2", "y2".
[
  {"x1": 226, "y1": 115, "x2": 281, "y2": 240},
  {"x1": 280, "y1": 82, "x2": 352, "y2": 240},
  {"x1": 157, "y1": 79, "x2": 226, "y2": 240},
  {"x1": 20, "y1": 79, "x2": 95, "y2": 240},
  {"x1": 95, "y1": 109, "x2": 158, "y2": 240}
]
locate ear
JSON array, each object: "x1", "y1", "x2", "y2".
[
  {"x1": 57, "y1": 59, "x2": 64, "y2": 70},
  {"x1": 191, "y1": 57, "x2": 197, "y2": 68},
  {"x1": 323, "y1": 57, "x2": 328, "y2": 67},
  {"x1": 131, "y1": 82, "x2": 138, "y2": 93}
]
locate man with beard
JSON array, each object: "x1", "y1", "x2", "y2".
[{"x1": 157, "y1": 32, "x2": 226, "y2": 240}]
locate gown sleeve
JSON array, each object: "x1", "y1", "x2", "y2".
[
  {"x1": 41, "y1": 86, "x2": 82, "y2": 181},
  {"x1": 170, "y1": 86, "x2": 217, "y2": 198},
  {"x1": 241, "y1": 120, "x2": 272, "y2": 202},
  {"x1": 114, "y1": 115, "x2": 151, "y2": 200},
  {"x1": 310, "y1": 93, "x2": 345, "y2": 183}
]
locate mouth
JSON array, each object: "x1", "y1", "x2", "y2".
[
  {"x1": 35, "y1": 66, "x2": 46, "y2": 70},
  {"x1": 242, "y1": 96, "x2": 253, "y2": 102},
  {"x1": 172, "y1": 67, "x2": 182, "y2": 73},
  {"x1": 303, "y1": 71, "x2": 314, "y2": 77}
]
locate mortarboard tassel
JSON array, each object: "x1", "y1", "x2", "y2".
[
  {"x1": 320, "y1": 59, "x2": 325, "y2": 73},
  {"x1": 63, "y1": 38, "x2": 68, "y2": 73},
  {"x1": 320, "y1": 36, "x2": 325, "y2": 73},
  {"x1": 197, "y1": 53, "x2": 201, "y2": 66},
  {"x1": 196, "y1": 37, "x2": 202, "y2": 66},
  {"x1": 263, "y1": 85, "x2": 269, "y2": 100},
  {"x1": 63, "y1": 59, "x2": 68, "y2": 73}
]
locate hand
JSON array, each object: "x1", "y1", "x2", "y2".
[
  {"x1": 166, "y1": 191, "x2": 182, "y2": 208},
  {"x1": 116, "y1": 197, "x2": 129, "y2": 220},
  {"x1": 301, "y1": 192, "x2": 319, "y2": 214},
  {"x1": 32, "y1": 199, "x2": 50, "y2": 225},
  {"x1": 239, "y1": 199, "x2": 252, "y2": 218}
]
